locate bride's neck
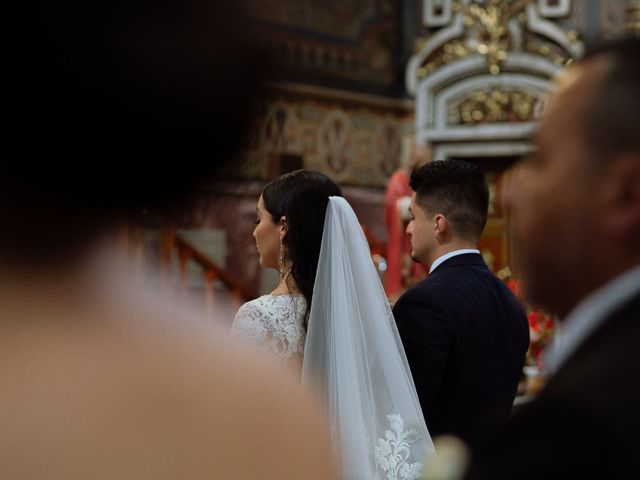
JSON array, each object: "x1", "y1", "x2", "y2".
[{"x1": 271, "y1": 273, "x2": 301, "y2": 296}]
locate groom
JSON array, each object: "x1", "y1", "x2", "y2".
[{"x1": 393, "y1": 159, "x2": 529, "y2": 446}]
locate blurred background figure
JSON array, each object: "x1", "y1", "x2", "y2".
[
  {"x1": 383, "y1": 144, "x2": 431, "y2": 302},
  {"x1": 0, "y1": 1, "x2": 335, "y2": 478}
]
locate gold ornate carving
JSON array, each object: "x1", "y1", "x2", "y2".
[
  {"x1": 417, "y1": 0, "x2": 580, "y2": 79},
  {"x1": 418, "y1": 0, "x2": 531, "y2": 77},
  {"x1": 419, "y1": 40, "x2": 471, "y2": 78},
  {"x1": 452, "y1": 88, "x2": 537, "y2": 124},
  {"x1": 463, "y1": 0, "x2": 532, "y2": 75}
]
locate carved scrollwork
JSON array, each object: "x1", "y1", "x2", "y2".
[{"x1": 415, "y1": 0, "x2": 582, "y2": 81}]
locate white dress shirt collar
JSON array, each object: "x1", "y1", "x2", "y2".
[{"x1": 429, "y1": 249, "x2": 481, "y2": 274}]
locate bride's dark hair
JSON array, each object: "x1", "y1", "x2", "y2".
[{"x1": 262, "y1": 170, "x2": 342, "y2": 325}]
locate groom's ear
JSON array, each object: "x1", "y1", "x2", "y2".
[{"x1": 434, "y1": 213, "x2": 448, "y2": 238}]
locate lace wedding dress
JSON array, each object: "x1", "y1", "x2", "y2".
[{"x1": 231, "y1": 294, "x2": 307, "y2": 364}]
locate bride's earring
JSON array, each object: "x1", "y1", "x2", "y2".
[{"x1": 279, "y1": 241, "x2": 285, "y2": 278}]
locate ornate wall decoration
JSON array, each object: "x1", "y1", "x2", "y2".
[
  {"x1": 318, "y1": 110, "x2": 353, "y2": 173},
  {"x1": 251, "y1": 0, "x2": 378, "y2": 41},
  {"x1": 411, "y1": 0, "x2": 583, "y2": 86},
  {"x1": 260, "y1": 102, "x2": 300, "y2": 161},
  {"x1": 247, "y1": 0, "x2": 401, "y2": 92},
  {"x1": 424, "y1": 0, "x2": 455, "y2": 27},
  {"x1": 406, "y1": 0, "x2": 584, "y2": 159},
  {"x1": 374, "y1": 118, "x2": 403, "y2": 176},
  {"x1": 451, "y1": 88, "x2": 538, "y2": 124},
  {"x1": 537, "y1": 0, "x2": 571, "y2": 18},
  {"x1": 240, "y1": 90, "x2": 412, "y2": 187}
]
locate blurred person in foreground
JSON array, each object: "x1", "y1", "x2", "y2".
[
  {"x1": 0, "y1": 1, "x2": 334, "y2": 478},
  {"x1": 462, "y1": 36, "x2": 640, "y2": 479}
]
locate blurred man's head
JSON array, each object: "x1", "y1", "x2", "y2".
[
  {"x1": 3, "y1": 0, "x2": 271, "y2": 266},
  {"x1": 506, "y1": 37, "x2": 640, "y2": 318},
  {"x1": 408, "y1": 159, "x2": 489, "y2": 264}
]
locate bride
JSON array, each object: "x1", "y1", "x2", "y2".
[{"x1": 232, "y1": 170, "x2": 434, "y2": 479}]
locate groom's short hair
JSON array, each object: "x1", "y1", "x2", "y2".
[{"x1": 410, "y1": 159, "x2": 489, "y2": 241}]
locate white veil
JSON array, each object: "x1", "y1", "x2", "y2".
[{"x1": 302, "y1": 196, "x2": 435, "y2": 480}]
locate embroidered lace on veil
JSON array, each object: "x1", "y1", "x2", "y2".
[{"x1": 302, "y1": 196, "x2": 435, "y2": 480}]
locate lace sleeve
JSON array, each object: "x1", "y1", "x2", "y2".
[
  {"x1": 231, "y1": 300, "x2": 272, "y2": 346},
  {"x1": 231, "y1": 295, "x2": 306, "y2": 361}
]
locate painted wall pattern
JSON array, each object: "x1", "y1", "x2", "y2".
[{"x1": 240, "y1": 94, "x2": 412, "y2": 188}]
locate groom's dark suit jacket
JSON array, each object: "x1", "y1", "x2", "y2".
[
  {"x1": 393, "y1": 253, "x2": 529, "y2": 445},
  {"x1": 464, "y1": 292, "x2": 640, "y2": 479}
]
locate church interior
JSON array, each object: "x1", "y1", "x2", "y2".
[
  {"x1": 5, "y1": 2, "x2": 640, "y2": 478},
  {"x1": 125, "y1": 0, "x2": 639, "y2": 385}
]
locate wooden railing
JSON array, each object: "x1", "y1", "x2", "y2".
[{"x1": 160, "y1": 227, "x2": 256, "y2": 318}]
